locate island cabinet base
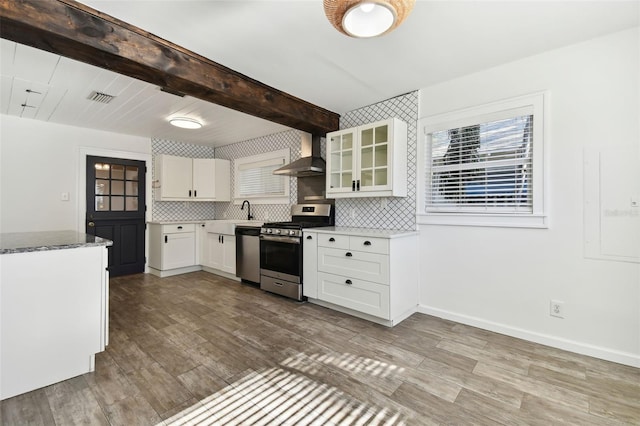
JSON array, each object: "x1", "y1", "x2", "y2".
[{"x1": 0, "y1": 246, "x2": 109, "y2": 400}]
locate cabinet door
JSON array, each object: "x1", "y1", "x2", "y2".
[
  {"x1": 221, "y1": 234, "x2": 236, "y2": 274},
  {"x1": 327, "y1": 129, "x2": 357, "y2": 194},
  {"x1": 317, "y1": 272, "x2": 390, "y2": 319},
  {"x1": 358, "y1": 121, "x2": 392, "y2": 192},
  {"x1": 302, "y1": 232, "x2": 318, "y2": 298},
  {"x1": 192, "y1": 159, "x2": 216, "y2": 200},
  {"x1": 163, "y1": 232, "x2": 196, "y2": 269},
  {"x1": 204, "y1": 232, "x2": 222, "y2": 269},
  {"x1": 159, "y1": 155, "x2": 193, "y2": 199},
  {"x1": 318, "y1": 247, "x2": 389, "y2": 285}
]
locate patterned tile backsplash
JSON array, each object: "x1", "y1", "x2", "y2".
[
  {"x1": 151, "y1": 91, "x2": 419, "y2": 230},
  {"x1": 335, "y1": 91, "x2": 419, "y2": 230}
]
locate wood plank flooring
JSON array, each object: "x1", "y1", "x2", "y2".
[{"x1": 2, "y1": 271, "x2": 639, "y2": 425}]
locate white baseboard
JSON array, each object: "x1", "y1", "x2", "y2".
[{"x1": 418, "y1": 305, "x2": 640, "y2": 368}]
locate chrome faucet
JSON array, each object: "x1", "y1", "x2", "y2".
[{"x1": 241, "y1": 200, "x2": 253, "y2": 220}]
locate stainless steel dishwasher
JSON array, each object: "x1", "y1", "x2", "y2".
[{"x1": 235, "y1": 225, "x2": 261, "y2": 284}]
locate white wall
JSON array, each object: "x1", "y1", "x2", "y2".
[
  {"x1": 0, "y1": 115, "x2": 151, "y2": 233},
  {"x1": 417, "y1": 28, "x2": 640, "y2": 366}
]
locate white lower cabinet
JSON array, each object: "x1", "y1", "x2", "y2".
[
  {"x1": 149, "y1": 223, "x2": 199, "y2": 277},
  {"x1": 202, "y1": 232, "x2": 236, "y2": 275},
  {"x1": 303, "y1": 229, "x2": 418, "y2": 326}
]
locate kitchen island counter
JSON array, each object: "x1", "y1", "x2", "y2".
[
  {"x1": 1, "y1": 230, "x2": 110, "y2": 400},
  {"x1": 0, "y1": 230, "x2": 112, "y2": 254}
]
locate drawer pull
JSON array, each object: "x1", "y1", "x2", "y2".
[
  {"x1": 306, "y1": 235, "x2": 312, "y2": 240},
  {"x1": 274, "y1": 282, "x2": 284, "y2": 287},
  {"x1": 364, "y1": 240, "x2": 371, "y2": 246},
  {"x1": 345, "y1": 279, "x2": 352, "y2": 285},
  {"x1": 345, "y1": 252, "x2": 352, "y2": 257},
  {"x1": 177, "y1": 226, "x2": 183, "y2": 230},
  {"x1": 329, "y1": 237, "x2": 335, "y2": 242}
]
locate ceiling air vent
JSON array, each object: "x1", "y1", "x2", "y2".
[{"x1": 88, "y1": 91, "x2": 116, "y2": 104}]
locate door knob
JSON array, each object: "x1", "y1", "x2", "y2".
[{"x1": 88, "y1": 221, "x2": 95, "y2": 227}]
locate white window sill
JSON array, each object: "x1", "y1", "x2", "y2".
[{"x1": 416, "y1": 212, "x2": 549, "y2": 229}]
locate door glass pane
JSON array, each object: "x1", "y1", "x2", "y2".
[
  {"x1": 361, "y1": 128, "x2": 373, "y2": 146},
  {"x1": 111, "y1": 180, "x2": 124, "y2": 195},
  {"x1": 375, "y1": 169, "x2": 388, "y2": 186},
  {"x1": 95, "y1": 180, "x2": 110, "y2": 195},
  {"x1": 125, "y1": 166, "x2": 138, "y2": 181},
  {"x1": 375, "y1": 144, "x2": 388, "y2": 167},
  {"x1": 111, "y1": 196, "x2": 124, "y2": 211},
  {"x1": 343, "y1": 133, "x2": 353, "y2": 150},
  {"x1": 343, "y1": 151, "x2": 352, "y2": 172},
  {"x1": 375, "y1": 125, "x2": 388, "y2": 144},
  {"x1": 125, "y1": 181, "x2": 138, "y2": 196},
  {"x1": 361, "y1": 170, "x2": 373, "y2": 187},
  {"x1": 341, "y1": 172, "x2": 353, "y2": 188},
  {"x1": 331, "y1": 173, "x2": 341, "y2": 189},
  {"x1": 125, "y1": 197, "x2": 138, "y2": 211},
  {"x1": 95, "y1": 196, "x2": 109, "y2": 211},
  {"x1": 95, "y1": 167, "x2": 110, "y2": 179},
  {"x1": 111, "y1": 165, "x2": 125, "y2": 180},
  {"x1": 331, "y1": 153, "x2": 342, "y2": 173},
  {"x1": 361, "y1": 147, "x2": 373, "y2": 169},
  {"x1": 331, "y1": 136, "x2": 341, "y2": 153}
]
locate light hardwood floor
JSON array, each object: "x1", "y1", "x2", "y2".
[{"x1": 2, "y1": 271, "x2": 639, "y2": 425}]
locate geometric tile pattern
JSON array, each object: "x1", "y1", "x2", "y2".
[
  {"x1": 151, "y1": 138, "x2": 217, "y2": 221},
  {"x1": 335, "y1": 91, "x2": 419, "y2": 230},
  {"x1": 214, "y1": 129, "x2": 307, "y2": 222}
]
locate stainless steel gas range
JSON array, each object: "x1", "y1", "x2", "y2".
[{"x1": 259, "y1": 204, "x2": 334, "y2": 301}]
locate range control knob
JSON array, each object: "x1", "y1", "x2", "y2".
[
  {"x1": 289, "y1": 230, "x2": 297, "y2": 236},
  {"x1": 275, "y1": 229, "x2": 281, "y2": 234},
  {"x1": 266, "y1": 228, "x2": 273, "y2": 234}
]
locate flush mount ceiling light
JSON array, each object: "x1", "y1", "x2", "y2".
[
  {"x1": 323, "y1": 0, "x2": 415, "y2": 38},
  {"x1": 169, "y1": 117, "x2": 203, "y2": 129}
]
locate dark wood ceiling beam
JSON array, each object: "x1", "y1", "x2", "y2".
[{"x1": 0, "y1": 0, "x2": 340, "y2": 135}]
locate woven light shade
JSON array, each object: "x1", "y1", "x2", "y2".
[{"x1": 323, "y1": 0, "x2": 415, "y2": 38}]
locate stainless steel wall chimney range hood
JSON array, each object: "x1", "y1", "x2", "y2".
[{"x1": 273, "y1": 133, "x2": 325, "y2": 177}]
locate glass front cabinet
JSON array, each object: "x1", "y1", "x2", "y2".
[{"x1": 326, "y1": 118, "x2": 407, "y2": 198}]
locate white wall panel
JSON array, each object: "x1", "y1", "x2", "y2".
[
  {"x1": 0, "y1": 115, "x2": 151, "y2": 233},
  {"x1": 417, "y1": 28, "x2": 640, "y2": 366}
]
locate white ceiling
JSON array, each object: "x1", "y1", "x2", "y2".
[{"x1": 1, "y1": 1, "x2": 638, "y2": 147}]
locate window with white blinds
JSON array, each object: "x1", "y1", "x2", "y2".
[
  {"x1": 418, "y1": 92, "x2": 547, "y2": 228},
  {"x1": 234, "y1": 149, "x2": 290, "y2": 204},
  {"x1": 427, "y1": 114, "x2": 533, "y2": 212}
]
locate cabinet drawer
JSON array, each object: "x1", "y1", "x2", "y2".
[
  {"x1": 317, "y1": 234, "x2": 349, "y2": 249},
  {"x1": 318, "y1": 247, "x2": 389, "y2": 285},
  {"x1": 349, "y1": 236, "x2": 388, "y2": 254},
  {"x1": 162, "y1": 224, "x2": 195, "y2": 233},
  {"x1": 317, "y1": 272, "x2": 389, "y2": 319}
]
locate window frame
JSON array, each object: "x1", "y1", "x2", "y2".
[
  {"x1": 233, "y1": 149, "x2": 290, "y2": 205},
  {"x1": 417, "y1": 92, "x2": 549, "y2": 228}
]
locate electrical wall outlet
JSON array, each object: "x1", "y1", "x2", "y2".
[{"x1": 550, "y1": 300, "x2": 564, "y2": 318}]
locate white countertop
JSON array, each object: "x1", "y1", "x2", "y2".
[{"x1": 304, "y1": 226, "x2": 418, "y2": 239}]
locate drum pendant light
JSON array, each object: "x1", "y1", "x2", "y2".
[{"x1": 323, "y1": 0, "x2": 415, "y2": 38}]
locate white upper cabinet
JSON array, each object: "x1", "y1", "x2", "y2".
[
  {"x1": 326, "y1": 118, "x2": 407, "y2": 198},
  {"x1": 155, "y1": 155, "x2": 230, "y2": 202}
]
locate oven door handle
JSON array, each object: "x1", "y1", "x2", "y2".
[{"x1": 260, "y1": 235, "x2": 301, "y2": 244}]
